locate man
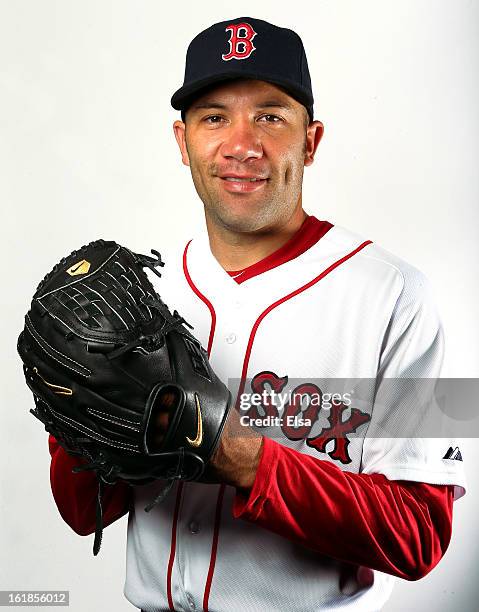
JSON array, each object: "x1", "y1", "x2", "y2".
[{"x1": 49, "y1": 17, "x2": 466, "y2": 611}]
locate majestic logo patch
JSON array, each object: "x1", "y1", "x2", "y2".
[
  {"x1": 443, "y1": 446, "x2": 463, "y2": 461},
  {"x1": 222, "y1": 22, "x2": 257, "y2": 61},
  {"x1": 186, "y1": 393, "x2": 203, "y2": 447},
  {"x1": 67, "y1": 259, "x2": 91, "y2": 276}
]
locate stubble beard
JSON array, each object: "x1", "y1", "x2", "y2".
[
  {"x1": 189, "y1": 161, "x2": 306, "y2": 235},
  {"x1": 186, "y1": 131, "x2": 308, "y2": 234},
  {"x1": 205, "y1": 189, "x2": 290, "y2": 234}
]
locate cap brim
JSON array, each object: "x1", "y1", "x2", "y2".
[{"x1": 171, "y1": 72, "x2": 313, "y2": 115}]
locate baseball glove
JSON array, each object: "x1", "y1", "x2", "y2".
[{"x1": 17, "y1": 239, "x2": 232, "y2": 554}]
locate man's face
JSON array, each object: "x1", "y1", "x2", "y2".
[{"x1": 173, "y1": 79, "x2": 323, "y2": 234}]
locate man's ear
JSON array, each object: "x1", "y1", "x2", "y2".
[
  {"x1": 304, "y1": 120, "x2": 324, "y2": 166},
  {"x1": 173, "y1": 120, "x2": 190, "y2": 167}
]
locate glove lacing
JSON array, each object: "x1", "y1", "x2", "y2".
[
  {"x1": 72, "y1": 447, "x2": 185, "y2": 555},
  {"x1": 107, "y1": 300, "x2": 193, "y2": 360},
  {"x1": 144, "y1": 447, "x2": 185, "y2": 512}
]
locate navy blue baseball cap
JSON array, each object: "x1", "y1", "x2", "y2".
[{"x1": 171, "y1": 17, "x2": 314, "y2": 122}]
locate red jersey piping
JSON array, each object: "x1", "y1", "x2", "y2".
[
  {"x1": 182, "y1": 241, "x2": 225, "y2": 612},
  {"x1": 202, "y1": 484, "x2": 226, "y2": 611},
  {"x1": 182, "y1": 235, "x2": 373, "y2": 611},
  {"x1": 166, "y1": 245, "x2": 218, "y2": 611},
  {"x1": 236, "y1": 240, "x2": 373, "y2": 401},
  {"x1": 183, "y1": 240, "x2": 217, "y2": 355}
]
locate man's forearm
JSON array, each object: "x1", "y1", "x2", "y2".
[{"x1": 233, "y1": 437, "x2": 454, "y2": 581}]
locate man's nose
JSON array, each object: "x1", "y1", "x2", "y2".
[{"x1": 219, "y1": 120, "x2": 263, "y2": 162}]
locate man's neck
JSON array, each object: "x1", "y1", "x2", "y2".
[{"x1": 206, "y1": 207, "x2": 308, "y2": 272}]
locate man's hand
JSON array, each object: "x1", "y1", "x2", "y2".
[{"x1": 208, "y1": 407, "x2": 264, "y2": 492}]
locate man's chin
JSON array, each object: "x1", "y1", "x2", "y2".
[{"x1": 210, "y1": 207, "x2": 274, "y2": 235}]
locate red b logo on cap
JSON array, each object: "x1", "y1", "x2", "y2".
[{"x1": 222, "y1": 22, "x2": 257, "y2": 61}]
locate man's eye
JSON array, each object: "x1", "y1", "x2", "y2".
[
  {"x1": 259, "y1": 114, "x2": 282, "y2": 123},
  {"x1": 204, "y1": 115, "x2": 224, "y2": 124}
]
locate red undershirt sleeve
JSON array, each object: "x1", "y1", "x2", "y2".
[
  {"x1": 233, "y1": 437, "x2": 454, "y2": 581},
  {"x1": 48, "y1": 435, "x2": 132, "y2": 536}
]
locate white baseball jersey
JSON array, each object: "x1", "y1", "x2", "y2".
[{"x1": 124, "y1": 223, "x2": 466, "y2": 612}]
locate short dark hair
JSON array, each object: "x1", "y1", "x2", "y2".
[{"x1": 302, "y1": 107, "x2": 310, "y2": 130}]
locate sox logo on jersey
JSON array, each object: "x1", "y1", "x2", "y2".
[{"x1": 242, "y1": 371, "x2": 371, "y2": 464}]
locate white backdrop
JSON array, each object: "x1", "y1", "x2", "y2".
[{"x1": 1, "y1": 1, "x2": 478, "y2": 611}]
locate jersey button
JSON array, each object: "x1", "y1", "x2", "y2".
[
  {"x1": 189, "y1": 520, "x2": 200, "y2": 534},
  {"x1": 186, "y1": 593, "x2": 196, "y2": 610},
  {"x1": 226, "y1": 333, "x2": 237, "y2": 344}
]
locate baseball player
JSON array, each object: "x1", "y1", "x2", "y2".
[{"x1": 48, "y1": 17, "x2": 466, "y2": 611}]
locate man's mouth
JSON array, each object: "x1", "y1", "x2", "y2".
[
  {"x1": 222, "y1": 177, "x2": 265, "y2": 182},
  {"x1": 218, "y1": 175, "x2": 268, "y2": 192}
]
